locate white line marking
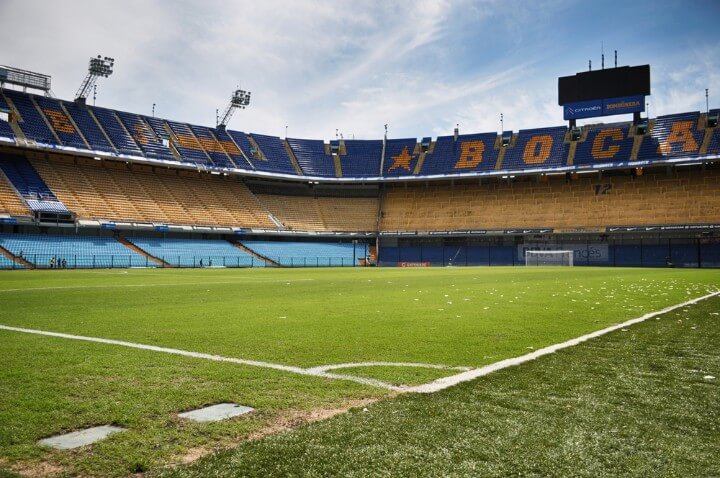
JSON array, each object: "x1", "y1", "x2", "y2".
[
  {"x1": 0, "y1": 325, "x2": 402, "y2": 391},
  {"x1": 0, "y1": 279, "x2": 316, "y2": 293},
  {"x1": 307, "y1": 362, "x2": 471, "y2": 374},
  {"x1": 407, "y1": 290, "x2": 720, "y2": 393}
]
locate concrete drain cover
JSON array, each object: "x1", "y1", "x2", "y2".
[
  {"x1": 178, "y1": 403, "x2": 254, "y2": 422},
  {"x1": 38, "y1": 425, "x2": 126, "y2": 450}
]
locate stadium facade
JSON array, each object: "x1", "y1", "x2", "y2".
[{"x1": 0, "y1": 84, "x2": 718, "y2": 269}]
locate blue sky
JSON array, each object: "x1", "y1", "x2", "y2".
[{"x1": 1, "y1": 0, "x2": 718, "y2": 139}]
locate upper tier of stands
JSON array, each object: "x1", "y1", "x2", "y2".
[
  {"x1": 1, "y1": 88, "x2": 717, "y2": 180},
  {"x1": 0, "y1": 233, "x2": 149, "y2": 268},
  {"x1": 241, "y1": 240, "x2": 367, "y2": 266},
  {"x1": 573, "y1": 123, "x2": 634, "y2": 166},
  {"x1": 422, "y1": 133, "x2": 500, "y2": 175},
  {"x1": 127, "y1": 237, "x2": 260, "y2": 267},
  {"x1": 250, "y1": 133, "x2": 298, "y2": 175},
  {"x1": 287, "y1": 138, "x2": 335, "y2": 177}
]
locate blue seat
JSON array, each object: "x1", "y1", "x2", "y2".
[
  {"x1": 63, "y1": 101, "x2": 115, "y2": 152},
  {"x1": 249, "y1": 133, "x2": 298, "y2": 175},
  {"x1": 501, "y1": 126, "x2": 568, "y2": 171},
  {"x1": 128, "y1": 237, "x2": 261, "y2": 267},
  {"x1": 241, "y1": 240, "x2": 367, "y2": 267},
  {"x1": 340, "y1": 140, "x2": 382, "y2": 177},
  {"x1": 0, "y1": 234, "x2": 151, "y2": 268},
  {"x1": 3, "y1": 89, "x2": 58, "y2": 145},
  {"x1": 383, "y1": 138, "x2": 418, "y2": 176},
  {"x1": 91, "y1": 107, "x2": 144, "y2": 156},
  {"x1": 116, "y1": 111, "x2": 176, "y2": 161},
  {"x1": 287, "y1": 137, "x2": 335, "y2": 177},
  {"x1": 0, "y1": 155, "x2": 56, "y2": 200},
  {"x1": 32, "y1": 96, "x2": 88, "y2": 149}
]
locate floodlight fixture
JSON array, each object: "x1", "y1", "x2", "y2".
[
  {"x1": 75, "y1": 55, "x2": 115, "y2": 101},
  {"x1": 217, "y1": 88, "x2": 252, "y2": 129}
]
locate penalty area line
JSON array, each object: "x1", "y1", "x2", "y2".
[{"x1": 408, "y1": 290, "x2": 720, "y2": 394}]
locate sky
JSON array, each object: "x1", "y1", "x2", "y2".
[{"x1": 1, "y1": 0, "x2": 718, "y2": 140}]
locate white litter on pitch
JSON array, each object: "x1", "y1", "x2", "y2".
[
  {"x1": 179, "y1": 403, "x2": 254, "y2": 422},
  {"x1": 38, "y1": 426, "x2": 125, "y2": 450},
  {"x1": 408, "y1": 290, "x2": 720, "y2": 394}
]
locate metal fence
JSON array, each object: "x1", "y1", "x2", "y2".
[{"x1": 0, "y1": 254, "x2": 360, "y2": 269}]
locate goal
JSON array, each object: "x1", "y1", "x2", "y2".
[{"x1": 525, "y1": 250, "x2": 574, "y2": 266}]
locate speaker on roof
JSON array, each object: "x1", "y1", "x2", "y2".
[
  {"x1": 571, "y1": 127, "x2": 582, "y2": 141},
  {"x1": 636, "y1": 119, "x2": 648, "y2": 135}
]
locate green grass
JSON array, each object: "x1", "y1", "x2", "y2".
[
  {"x1": 0, "y1": 267, "x2": 718, "y2": 476},
  {"x1": 164, "y1": 295, "x2": 720, "y2": 478}
]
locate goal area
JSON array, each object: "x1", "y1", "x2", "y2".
[{"x1": 525, "y1": 250, "x2": 574, "y2": 267}]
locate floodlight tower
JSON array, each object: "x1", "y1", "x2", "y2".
[
  {"x1": 217, "y1": 89, "x2": 251, "y2": 130},
  {"x1": 75, "y1": 55, "x2": 114, "y2": 103}
]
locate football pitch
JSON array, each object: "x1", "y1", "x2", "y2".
[{"x1": 0, "y1": 266, "x2": 718, "y2": 476}]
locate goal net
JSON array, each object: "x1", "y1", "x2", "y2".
[{"x1": 525, "y1": 250, "x2": 574, "y2": 267}]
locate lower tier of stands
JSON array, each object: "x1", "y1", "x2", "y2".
[
  {"x1": 380, "y1": 169, "x2": 720, "y2": 232},
  {"x1": 240, "y1": 240, "x2": 368, "y2": 267},
  {"x1": 0, "y1": 233, "x2": 151, "y2": 268},
  {"x1": 127, "y1": 237, "x2": 262, "y2": 268},
  {"x1": 0, "y1": 233, "x2": 368, "y2": 269}
]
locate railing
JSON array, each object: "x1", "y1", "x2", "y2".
[{"x1": 0, "y1": 254, "x2": 360, "y2": 269}]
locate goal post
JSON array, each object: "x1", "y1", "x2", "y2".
[{"x1": 525, "y1": 250, "x2": 574, "y2": 267}]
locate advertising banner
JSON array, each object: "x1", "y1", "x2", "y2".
[{"x1": 563, "y1": 95, "x2": 645, "y2": 120}]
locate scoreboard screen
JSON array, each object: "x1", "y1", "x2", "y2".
[{"x1": 558, "y1": 65, "x2": 650, "y2": 105}]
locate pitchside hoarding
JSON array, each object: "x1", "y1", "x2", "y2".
[{"x1": 563, "y1": 95, "x2": 645, "y2": 120}]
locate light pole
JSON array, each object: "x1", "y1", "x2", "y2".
[{"x1": 152, "y1": 103, "x2": 155, "y2": 117}]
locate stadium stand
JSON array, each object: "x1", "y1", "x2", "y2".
[
  {"x1": 63, "y1": 100, "x2": 116, "y2": 152},
  {"x1": 339, "y1": 140, "x2": 382, "y2": 177},
  {"x1": 255, "y1": 194, "x2": 377, "y2": 232},
  {"x1": 0, "y1": 155, "x2": 57, "y2": 200},
  {"x1": 115, "y1": 111, "x2": 176, "y2": 161},
  {"x1": 241, "y1": 240, "x2": 367, "y2": 266},
  {"x1": 422, "y1": 133, "x2": 501, "y2": 175},
  {"x1": 227, "y1": 130, "x2": 259, "y2": 168},
  {"x1": 32, "y1": 96, "x2": 88, "y2": 149},
  {"x1": 30, "y1": 156, "x2": 276, "y2": 228},
  {"x1": 190, "y1": 125, "x2": 236, "y2": 168},
  {"x1": 0, "y1": 233, "x2": 149, "y2": 268},
  {"x1": 0, "y1": 171, "x2": 30, "y2": 216},
  {"x1": 0, "y1": 119, "x2": 15, "y2": 141},
  {"x1": 573, "y1": 123, "x2": 634, "y2": 165},
  {"x1": 0, "y1": 254, "x2": 24, "y2": 269},
  {"x1": 127, "y1": 237, "x2": 260, "y2": 267},
  {"x1": 165, "y1": 120, "x2": 211, "y2": 165},
  {"x1": 383, "y1": 138, "x2": 419, "y2": 176},
  {"x1": 249, "y1": 133, "x2": 298, "y2": 175},
  {"x1": 3, "y1": 89, "x2": 58, "y2": 144},
  {"x1": 380, "y1": 168, "x2": 720, "y2": 232},
  {"x1": 287, "y1": 138, "x2": 335, "y2": 177},
  {"x1": 637, "y1": 112, "x2": 704, "y2": 161},
  {"x1": 213, "y1": 128, "x2": 252, "y2": 169},
  {"x1": 90, "y1": 107, "x2": 144, "y2": 156},
  {"x1": 501, "y1": 126, "x2": 568, "y2": 170}
]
